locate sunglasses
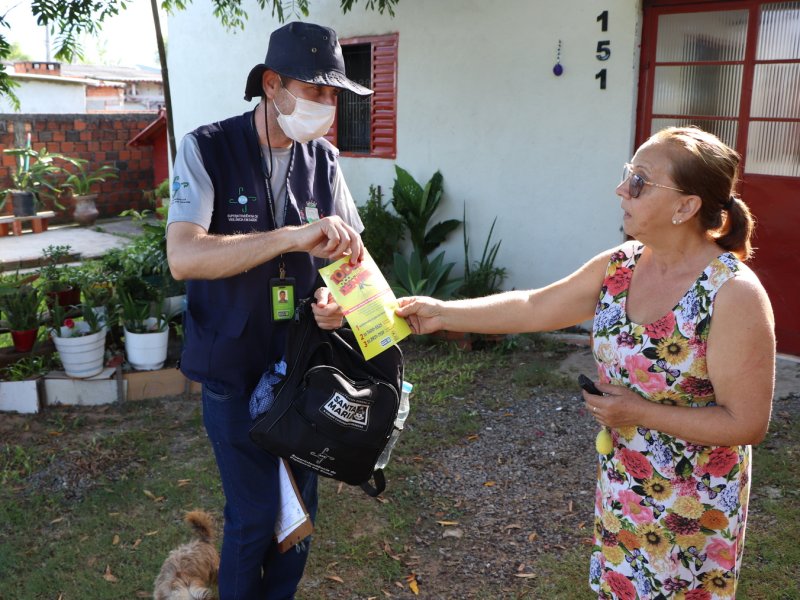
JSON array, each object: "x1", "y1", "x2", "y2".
[{"x1": 622, "y1": 164, "x2": 687, "y2": 198}]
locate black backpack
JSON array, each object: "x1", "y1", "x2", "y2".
[{"x1": 249, "y1": 299, "x2": 404, "y2": 496}]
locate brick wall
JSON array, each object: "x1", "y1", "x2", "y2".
[{"x1": 0, "y1": 113, "x2": 159, "y2": 222}]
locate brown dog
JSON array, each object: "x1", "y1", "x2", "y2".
[{"x1": 153, "y1": 510, "x2": 220, "y2": 600}]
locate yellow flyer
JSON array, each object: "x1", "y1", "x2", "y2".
[{"x1": 319, "y1": 250, "x2": 411, "y2": 360}]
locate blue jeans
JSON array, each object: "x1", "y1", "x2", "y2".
[{"x1": 202, "y1": 383, "x2": 318, "y2": 600}]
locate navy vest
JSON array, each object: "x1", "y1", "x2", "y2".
[{"x1": 180, "y1": 110, "x2": 338, "y2": 393}]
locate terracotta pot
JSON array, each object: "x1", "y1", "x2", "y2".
[
  {"x1": 470, "y1": 333, "x2": 506, "y2": 351},
  {"x1": 431, "y1": 329, "x2": 473, "y2": 351},
  {"x1": 11, "y1": 328, "x2": 38, "y2": 353},
  {"x1": 72, "y1": 194, "x2": 100, "y2": 227},
  {"x1": 45, "y1": 285, "x2": 82, "y2": 309}
]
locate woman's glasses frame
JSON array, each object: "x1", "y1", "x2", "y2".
[{"x1": 622, "y1": 163, "x2": 687, "y2": 198}]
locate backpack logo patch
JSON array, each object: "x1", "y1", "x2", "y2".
[{"x1": 320, "y1": 392, "x2": 370, "y2": 430}]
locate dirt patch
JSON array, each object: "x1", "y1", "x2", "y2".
[
  {"x1": 0, "y1": 397, "x2": 200, "y2": 501},
  {"x1": 386, "y1": 345, "x2": 597, "y2": 599}
]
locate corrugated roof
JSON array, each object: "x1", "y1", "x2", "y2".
[
  {"x1": 7, "y1": 72, "x2": 121, "y2": 87},
  {"x1": 61, "y1": 64, "x2": 162, "y2": 83}
]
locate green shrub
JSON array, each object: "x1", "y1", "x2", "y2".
[
  {"x1": 357, "y1": 184, "x2": 404, "y2": 272},
  {"x1": 458, "y1": 210, "x2": 507, "y2": 298},
  {"x1": 390, "y1": 167, "x2": 462, "y2": 298}
]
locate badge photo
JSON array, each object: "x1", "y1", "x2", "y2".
[{"x1": 270, "y1": 278, "x2": 296, "y2": 321}]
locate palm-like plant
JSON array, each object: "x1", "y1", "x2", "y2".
[
  {"x1": 391, "y1": 250, "x2": 462, "y2": 299},
  {"x1": 119, "y1": 291, "x2": 167, "y2": 334},
  {"x1": 391, "y1": 166, "x2": 461, "y2": 257},
  {"x1": 459, "y1": 213, "x2": 507, "y2": 298},
  {"x1": 1, "y1": 146, "x2": 70, "y2": 211},
  {"x1": 62, "y1": 159, "x2": 118, "y2": 196},
  {"x1": 0, "y1": 284, "x2": 41, "y2": 331}
]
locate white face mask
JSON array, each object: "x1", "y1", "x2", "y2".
[{"x1": 274, "y1": 85, "x2": 336, "y2": 143}]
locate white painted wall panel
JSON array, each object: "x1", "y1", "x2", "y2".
[
  {"x1": 169, "y1": 0, "x2": 643, "y2": 292},
  {"x1": 0, "y1": 79, "x2": 86, "y2": 113}
]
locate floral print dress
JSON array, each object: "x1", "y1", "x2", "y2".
[{"x1": 589, "y1": 241, "x2": 748, "y2": 600}]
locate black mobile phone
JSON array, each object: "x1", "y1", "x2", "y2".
[{"x1": 578, "y1": 374, "x2": 603, "y2": 396}]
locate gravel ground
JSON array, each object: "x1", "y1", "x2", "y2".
[
  {"x1": 390, "y1": 344, "x2": 800, "y2": 600},
  {"x1": 406, "y1": 351, "x2": 600, "y2": 598}
]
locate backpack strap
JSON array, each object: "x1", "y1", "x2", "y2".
[{"x1": 359, "y1": 469, "x2": 386, "y2": 497}]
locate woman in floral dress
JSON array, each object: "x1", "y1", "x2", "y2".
[{"x1": 396, "y1": 126, "x2": 775, "y2": 599}]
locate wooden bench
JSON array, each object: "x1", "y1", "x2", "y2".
[{"x1": 0, "y1": 211, "x2": 56, "y2": 236}]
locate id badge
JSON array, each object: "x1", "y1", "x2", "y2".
[{"x1": 270, "y1": 277, "x2": 296, "y2": 322}]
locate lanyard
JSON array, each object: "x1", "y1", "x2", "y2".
[
  {"x1": 251, "y1": 107, "x2": 294, "y2": 231},
  {"x1": 252, "y1": 106, "x2": 296, "y2": 280}
]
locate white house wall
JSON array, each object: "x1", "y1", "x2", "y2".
[
  {"x1": 0, "y1": 79, "x2": 86, "y2": 113},
  {"x1": 169, "y1": 0, "x2": 642, "y2": 292}
]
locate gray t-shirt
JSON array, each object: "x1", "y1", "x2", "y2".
[{"x1": 168, "y1": 133, "x2": 363, "y2": 232}]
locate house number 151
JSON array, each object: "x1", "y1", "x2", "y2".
[{"x1": 596, "y1": 10, "x2": 610, "y2": 90}]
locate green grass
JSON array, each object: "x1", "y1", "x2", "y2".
[
  {"x1": 736, "y1": 409, "x2": 800, "y2": 600},
  {"x1": 0, "y1": 401, "x2": 220, "y2": 599}
]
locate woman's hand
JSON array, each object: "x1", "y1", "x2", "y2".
[
  {"x1": 312, "y1": 287, "x2": 344, "y2": 330},
  {"x1": 395, "y1": 296, "x2": 445, "y2": 335},
  {"x1": 582, "y1": 381, "x2": 648, "y2": 429}
]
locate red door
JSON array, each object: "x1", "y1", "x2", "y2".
[{"x1": 638, "y1": 0, "x2": 800, "y2": 355}]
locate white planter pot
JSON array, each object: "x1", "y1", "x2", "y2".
[
  {"x1": 51, "y1": 324, "x2": 107, "y2": 379},
  {"x1": 124, "y1": 317, "x2": 169, "y2": 371}
]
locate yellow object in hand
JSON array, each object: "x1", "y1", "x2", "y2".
[{"x1": 595, "y1": 428, "x2": 613, "y2": 455}]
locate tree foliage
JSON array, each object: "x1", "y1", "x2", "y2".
[{"x1": 0, "y1": 0, "x2": 398, "y2": 110}]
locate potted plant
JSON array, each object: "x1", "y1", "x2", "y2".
[
  {"x1": 1, "y1": 139, "x2": 70, "y2": 217},
  {"x1": 0, "y1": 282, "x2": 42, "y2": 353},
  {"x1": 49, "y1": 301, "x2": 107, "y2": 378},
  {"x1": 62, "y1": 158, "x2": 118, "y2": 226},
  {"x1": 75, "y1": 260, "x2": 116, "y2": 327},
  {"x1": 118, "y1": 207, "x2": 185, "y2": 314},
  {"x1": 119, "y1": 291, "x2": 169, "y2": 371},
  {"x1": 150, "y1": 178, "x2": 171, "y2": 217},
  {"x1": 39, "y1": 245, "x2": 81, "y2": 308}
]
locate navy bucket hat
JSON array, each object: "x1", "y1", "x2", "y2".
[{"x1": 244, "y1": 21, "x2": 373, "y2": 101}]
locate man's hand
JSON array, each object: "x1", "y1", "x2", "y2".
[
  {"x1": 313, "y1": 287, "x2": 345, "y2": 330},
  {"x1": 295, "y1": 216, "x2": 364, "y2": 265}
]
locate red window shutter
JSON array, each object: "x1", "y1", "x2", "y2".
[{"x1": 370, "y1": 34, "x2": 398, "y2": 159}]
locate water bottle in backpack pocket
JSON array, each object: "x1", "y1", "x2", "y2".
[{"x1": 375, "y1": 381, "x2": 413, "y2": 470}]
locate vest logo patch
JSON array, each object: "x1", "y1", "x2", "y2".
[
  {"x1": 227, "y1": 186, "x2": 258, "y2": 222},
  {"x1": 320, "y1": 392, "x2": 370, "y2": 430},
  {"x1": 304, "y1": 200, "x2": 320, "y2": 223}
]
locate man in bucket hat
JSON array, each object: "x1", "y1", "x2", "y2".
[{"x1": 166, "y1": 21, "x2": 372, "y2": 599}]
